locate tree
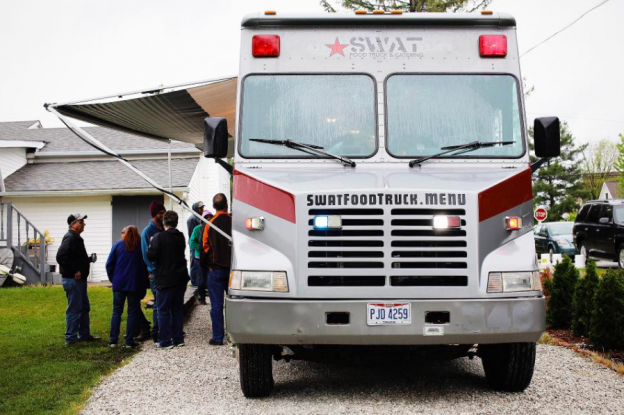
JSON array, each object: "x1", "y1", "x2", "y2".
[
  {"x1": 571, "y1": 258, "x2": 599, "y2": 337},
  {"x1": 530, "y1": 122, "x2": 588, "y2": 221},
  {"x1": 580, "y1": 138, "x2": 617, "y2": 200},
  {"x1": 544, "y1": 256, "x2": 579, "y2": 329},
  {"x1": 320, "y1": 0, "x2": 492, "y2": 13},
  {"x1": 614, "y1": 134, "x2": 624, "y2": 197}
]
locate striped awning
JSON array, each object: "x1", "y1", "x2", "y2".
[{"x1": 52, "y1": 76, "x2": 237, "y2": 156}]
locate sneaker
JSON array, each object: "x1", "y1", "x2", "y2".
[
  {"x1": 209, "y1": 339, "x2": 224, "y2": 346},
  {"x1": 134, "y1": 332, "x2": 152, "y2": 342},
  {"x1": 109, "y1": 343, "x2": 118, "y2": 348},
  {"x1": 124, "y1": 342, "x2": 141, "y2": 349},
  {"x1": 155, "y1": 343, "x2": 174, "y2": 350},
  {"x1": 78, "y1": 335, "x2": 101, "y2": 343},
  {"x1": 174, "y1": 342, "x2": 185, "y2": 348},
  {"x1": 198, "y1": 300, "x2": 207, "y2": 305}
]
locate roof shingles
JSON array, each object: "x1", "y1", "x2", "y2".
[{"x1": 3, "y1": 158, "x2": 198, "y2": 192}]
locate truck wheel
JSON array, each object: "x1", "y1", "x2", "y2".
[
  {"x1": 480, "y1": 342, "x2": 536, "y2": 392},
  {"x1": 239, "y1": 344, "x2": 274, "y2": 398},
  {"x1": 618, "y1": 245, "x2": 624, "y2": 269}
]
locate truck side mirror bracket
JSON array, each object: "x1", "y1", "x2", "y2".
[
  {"x1": 203, "y1": 117, "x2": 233, "y2": 175},
  {"x1": 531, "y1": 117, "x2": 560, "y2": 173}
]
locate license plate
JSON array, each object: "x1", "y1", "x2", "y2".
[{"x1": 367, "y1": 303, "x2": 411, "y2": 325}]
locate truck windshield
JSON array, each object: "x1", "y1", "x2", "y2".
[
  {"x1": 386, "y1": 75, "x2": 524, "y2": 158},
  {"x1": 240, "y1": 74, "x2": 377, "y2": 158}
]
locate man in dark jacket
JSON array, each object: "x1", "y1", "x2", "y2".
[
  {"x1": 147, "y1": 211, "x2": 190, "y2": 349},
  {"x1": 141, "y1": 200, "x2": 165, "y2": 342},
  {"x1": 186, "y1": 201, "x2": 204, "y2": 287},
  {"x1": 202, "y1": 193, "x2": 232, "y2": 346},
  {"x1": 56, "y1": 213, "x2": 99, "y2": 345}
]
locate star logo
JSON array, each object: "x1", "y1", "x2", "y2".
[{"x1": 325, "y1": 38, "x2": 349, "y2": 57}]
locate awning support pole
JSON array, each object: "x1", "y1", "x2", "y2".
[{"x1": 168, "y1": 140, "x2": 173, "y2": 210}]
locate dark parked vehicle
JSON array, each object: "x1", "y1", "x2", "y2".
[
  {"x1": 573, "y1": 200, "x2": 624, "y2": 268},
  {"x1": 534, "y1": 221, "x2": 576, "y2": 259}
]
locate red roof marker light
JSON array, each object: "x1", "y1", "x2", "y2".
[
  {"x1": 479, "y1": 35, "x2": 507, "y2": 57},
  {"x1": 252, "y1": 35, "x2": 280, "y2": 57}
]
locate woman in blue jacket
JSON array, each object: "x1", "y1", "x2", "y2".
[{"x1": 106, "y1": 226, "x2": 149, "y2": 348}]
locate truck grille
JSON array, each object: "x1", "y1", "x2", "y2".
[{"x1": 306, "y1": 206, "x2": 469, "y2": 287}]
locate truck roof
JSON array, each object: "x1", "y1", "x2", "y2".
[{"x1": 242, "y1": 12, "x2": 515, "y2": 28}]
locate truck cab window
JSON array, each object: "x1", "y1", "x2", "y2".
[
  {"x1": 386, "y1": 75, "x2": 524, "y2": 158},
  {"x1": 240, "y1": 75, "x2": 376, "y2": 158}
]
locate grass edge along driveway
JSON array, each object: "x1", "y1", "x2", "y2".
[{"x1": 0, "y1": 286, "x2": 148, "y2": 415}]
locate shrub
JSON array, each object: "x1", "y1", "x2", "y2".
[
  {"x1": 545, "y1": 256, "x2": 579, "y2": 329},
  {"x1": 571, "y1": 258, "x2": 599, "y2": 336},
  {"x1": 590, "y1": 269, "x2": 624, "y2": 349},
  {"x1": 540, "y1": 268, "x2": 553, "y2": 298}
]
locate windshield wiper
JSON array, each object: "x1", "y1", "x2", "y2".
[
  {"x1": 409, "y1": 140, "x2": 515, "y2": 167},
  {"x1": 249, "y1": 138, "x2": 356, "y2": 167}
]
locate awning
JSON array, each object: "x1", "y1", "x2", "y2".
[{"x1": 50, "y1": 76, "x2": 238, "y2": 156}]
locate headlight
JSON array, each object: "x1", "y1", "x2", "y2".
[
  {"x1": 229, "y1": 270, "x2": 289, "y2": 293},
  {"x1": 487, "y1": 271, "x2": 541, "y2": 293},
  {"x1": 556, "y1": 239, "x2": 571, "y2": 247}
]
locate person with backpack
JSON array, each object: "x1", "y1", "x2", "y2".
[
  {"x1": 201, "y1": 193, "x2": 232, "y2": 346},
  {"x1": 189, "y1": 210, "x2": 213, "y2": 305},
  {"x1": 106, "y1": 226, "x2": 149, "y2": 348}
]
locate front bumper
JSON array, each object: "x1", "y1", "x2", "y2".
[{"x1": 226, "y1": 296, "x2": 545, "y2": 345}]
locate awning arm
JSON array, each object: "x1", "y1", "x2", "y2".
[{"x1": 46, "y1": 105, "x2": 233, "y2": 243}]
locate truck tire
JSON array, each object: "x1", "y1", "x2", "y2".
[
  {"x1": 239, "y1": 344, "x2": 274, "y2": 398},
  {"x1": 480, "y1": 342, "x2": 536, "y2": 392}
]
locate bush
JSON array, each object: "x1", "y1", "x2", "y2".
[
  {"x1": 545, "y1": 256, "x2": 579, "y2": 329},
  {"x1": 571, "y1": 258, "x2": 599, "y2": 336},
  {"x1": 540, "y1": 268, "x2": 553, "y2": 298},
  {"x1": 590, "y1": 269, "x2": 624, "y2": 349}
]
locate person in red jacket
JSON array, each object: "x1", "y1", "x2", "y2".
[{"x1": 202, "y1": 193, "x2": 232, "y2": 346}]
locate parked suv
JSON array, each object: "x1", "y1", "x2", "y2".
[
  {"x1": 534, "y1": 222, "x2": 576, "y2": 259},
  {"x1": 573, "y1": 200, "x2": 624, "y2": 268}
]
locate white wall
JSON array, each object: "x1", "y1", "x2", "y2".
[
  {"x1": 188, "y1": 157, "x2": 232, "y2": 215},
  {"x1": 0, "y1": 148, "x2": 27, "y2": 178},
  {"x1": 3, "y1": 195, "x2": 112, "y2": 282}
]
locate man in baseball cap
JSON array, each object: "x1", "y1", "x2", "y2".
[{"x1": 57, "y1": 213, "x2": 99, "y2": 344}]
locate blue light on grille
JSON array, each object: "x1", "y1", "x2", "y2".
[{"x1": 313, "y1": 216, "x2": 330, "y2": 229}]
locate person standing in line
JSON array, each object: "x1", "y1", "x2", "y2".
[
  {"x1": 106, "y1": 226, "x2": 149, "y2": 348},
  {"x1": 56, "y1": 213, "x2": 99, "y2": 345},
  {"x1": 187, "y1": 202, "x2": 205, "y2": 288},
  {"x1": 141, "y1": 200, "x2": 166, "y2": 343},
  {"x1": 190, "y1": 210, "x2": 213, "y2": 305},
  {"x1": 202, "y1": 193, "x2": 232, "y2": 346},
  {"x1": 147, "y1": 211, "x2": 190, "y2": 349}
]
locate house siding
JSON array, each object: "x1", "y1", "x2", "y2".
[
  {"x1": 0, "y1": 148, "x2": 27, "y2": 178},
  {"x1": 2, "y1": 196, "x2": 112, "y2": 282}
]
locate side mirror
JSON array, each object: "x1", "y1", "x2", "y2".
[
  {"x1": 599, "y1": 217, "x2": 611, "y2": 224},
  {"x1": 203, "y1": 117, "x2": 229, "y2": 158},
  {"x1": 533, "y1": 117, "x2": 560, "y2": 158}
]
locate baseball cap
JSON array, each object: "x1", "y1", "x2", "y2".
[
  {"x1": 197, "y1": 201, "x2": 205, "y2": 208},
  {"x1": 67, "y1": 213, "x2": 88, "y2": 225}
]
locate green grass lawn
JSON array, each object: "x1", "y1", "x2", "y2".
[{"x1": 0, "y1": 286, "x2": 151, "y2": 415}]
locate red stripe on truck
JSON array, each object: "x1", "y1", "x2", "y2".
[
  {"x1": 478, "y1": 168, "x2": 533, "y2": 222},
  {"x1": 233, "y1": 170, "x2": 296, "y2": 224}
]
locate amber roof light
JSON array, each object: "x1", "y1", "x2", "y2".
[
  {"x1": 264, "y1": 10, "x2": 277, "y2": 15},
  {"x1": 481, "y1": 10, "x2": 493, "y2": 15}
]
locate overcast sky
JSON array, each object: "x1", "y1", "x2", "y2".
[{"x1": 0, "y1": 0, "x2": 622, "y2": 144}]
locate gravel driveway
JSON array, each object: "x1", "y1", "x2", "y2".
[{"x1": 82, "y1": 305, "x2": 624, "y2": 415}]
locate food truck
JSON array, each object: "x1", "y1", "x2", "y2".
[{"x1": 202, "y1": 10, "x2": 560, "y2": 397}]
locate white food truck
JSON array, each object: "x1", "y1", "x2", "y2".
[{"x1": 202, "y1": 10, "x2": 560, "y2": 398}]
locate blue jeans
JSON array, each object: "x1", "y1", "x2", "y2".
[
  {"x1": 156, "y1": 284, "x2": 186, "y2": 347},
  {"x1": 109, "y1": 291, "x2": 141, "y2": 345},
  {"x1": 62, "y1": 277, "x2": 91, "y2": 343},
  {"x1": 208, "y1": 268, "x2": 229, "y2": 342},
  {"x1": 150, "y1": 277, "x2": 159, "y2": 341},
  {"x1": 197, "y1": 263, "x2": 208, "y2": 302},
  {"x1": 189, "y1": 253, "x2": 201, "y2": 287}
]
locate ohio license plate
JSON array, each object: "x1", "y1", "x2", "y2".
[{"x1": 367, "y1": 303, "x2": 411, "y2": 325}]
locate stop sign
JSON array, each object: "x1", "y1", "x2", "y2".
[{"x1": 534, "y1": 207, "x2": 548, "y2": 222}]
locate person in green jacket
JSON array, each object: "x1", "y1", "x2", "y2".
[{"x1": 190, "y1": 210, "x2": 212, "y2": 304}]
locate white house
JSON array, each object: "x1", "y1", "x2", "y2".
[
  {"x1": 0, "y1": 120, "x2": 229, "y2": 282},
  {"x1": 599, "y1": 180, "x2": 620, "y2": 200}
]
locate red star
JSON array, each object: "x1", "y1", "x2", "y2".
[{"x1": 325, "y1": 38, "x2": 349, "y2": 57}]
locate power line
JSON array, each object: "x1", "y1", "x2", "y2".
[{"x1": 520, "y1": 0, "x2": 612, "y2": 58}]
